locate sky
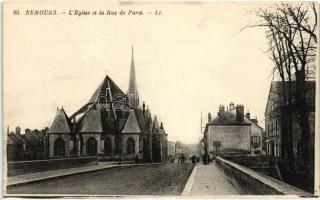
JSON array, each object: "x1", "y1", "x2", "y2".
[{"x1": 4, "y1": 1, "x2": 275, "y2": 144}]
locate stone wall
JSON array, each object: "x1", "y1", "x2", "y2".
[
  {"x1": 215, "y1": 156, "x2": 311, "y2": 196},
  {"x1": 7, "y1": 156, "x2": 98, "y2": 176}
]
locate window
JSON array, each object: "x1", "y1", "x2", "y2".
[
  {"x1": 54, "y1": 138, "x2": 65, "y2": 157},
  {"x1": 275, "y1": 120, "x2": 279, "y2": 135},
  {"x1": 251, "y1": 136, "x2": 260, "y2": 147},
  {"x1": 86, "y1": 137, "x2": 97, "y2": 156},
  {"x1": 126, "y1": 138, "x2": 135, "y2": 154}
]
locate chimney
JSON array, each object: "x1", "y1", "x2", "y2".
[
  {"x1": 236, "y1": 105, "x2": 244, "y2": 122},
  {"x1": 229, "y1": 102, "x2": 235, "y2": 110},
  {"x1": 143, "y1": 102, "x2": 146, "y2": 117},
  {"x1": 15, "y1": 126, "x2": 21, "y2": 135},
  {"x1": 219, "y1": 105, "x2": 225, "y2": 115},
  {"x1": 218, "y1": 105, "x2": 225, "y2": 121},
  {"x1": 245, "y1": 110, "x2": 250, "y2": 119},
  {"x1": 208, "y1": 112, "x2": 212, "y2": 122}
]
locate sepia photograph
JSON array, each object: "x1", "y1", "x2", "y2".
[{"x1": 2, "y1": 0, "x2": 319, "y2": 197}]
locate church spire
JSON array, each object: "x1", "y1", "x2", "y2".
[{"x1": 127, "y1": 46, "x2": 139, "y2": 108}]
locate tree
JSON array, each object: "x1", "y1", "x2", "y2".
[{"x1": 250, "y1": 2, "x2": 317, "y2": 182}]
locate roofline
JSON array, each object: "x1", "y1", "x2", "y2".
[{"x1": 206, "y1": 123, "x2": 251, "y2": 127}]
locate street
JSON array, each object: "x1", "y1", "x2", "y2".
[{"x1": 7, "y1": 163, "x2": 194, "y2": 195}]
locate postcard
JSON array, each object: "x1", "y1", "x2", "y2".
[{"x1": 3, "y1": 0, "x2": 319, "y2": 197}]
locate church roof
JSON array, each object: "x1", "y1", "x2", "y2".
[
  {"x1": 122, "y1": 110, "x2": 141, "y2": 133},
  {"x1": 134, "y1": 109, "x2": 149, "y2": 135},
  {"x1": 77, "y1": 108, "x2": 103, "y2": 133},
  {"x1": 88, "y1": 75, "x2": 125, "y2": 105},
  {"x1": 49, "y1": 108, "x2": 72, "y2": 133}
]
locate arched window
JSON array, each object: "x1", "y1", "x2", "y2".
[
  {"x1": 126, "y1": 138, "x2": 135, "y2": 154},
  {"x1": 54, "y1": 138, "x2": 65, "y2": 157},
  {"x1": 86, "y1": 137, "x2": 97, "y2": 156},
  {"x1": 104, "y1": 137, "x2": 112, "y2": 154}
]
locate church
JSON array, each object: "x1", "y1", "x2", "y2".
[{"x1": 47, "y1": 47, "x2": 168, "y2": 162}]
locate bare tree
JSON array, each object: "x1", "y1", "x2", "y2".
[{"x1": 251, "y1": 2, "x2": 317, "y2": 185}]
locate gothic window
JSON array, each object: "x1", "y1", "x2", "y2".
[
  {"x1": 86, "y1": 137, "x2": 97, "y2": 156},
  {"x1": 126, "y1": 138, "x2": 135, "y2": 155},
  {"x1": 54, "y1": 138, "x2": 65, "y2": 157}
]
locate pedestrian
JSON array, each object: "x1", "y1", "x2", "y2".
[
  {"x1": 181, "y1": 154, "x2": 185, "y2": 164},
  {"x1": 135, "y1": 155, "x2": 139, "y2": 165},
  {"x1": 191, "y1": 155, "x2": 196, "y2": 164},
  {"x1": 196, "y1": 156, "x2": 200, "y2": 164}
]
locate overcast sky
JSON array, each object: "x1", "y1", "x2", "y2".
[{"x1": 4, "y1": 1, "x2": 274, "y2": 143}]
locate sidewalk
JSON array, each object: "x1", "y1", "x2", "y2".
[
  {"x1": 182, "y1": 163, "x2": 240, "y2": 196},
  {"x1": 6, "y1": 161, "x2": 157, "y2": 187}
]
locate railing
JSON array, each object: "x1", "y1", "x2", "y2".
[{"x1": 215, "y1": 156, "x2": 312, "y2": 196}]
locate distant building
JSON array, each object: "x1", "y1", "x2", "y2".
[
  {"x1": 167, "y1": 141, "x2": 175, "y2": 156},
  {"x1": 204, "y1": 103, "x2": 264, "y2": 156},
  {"x1": 25, "y1": 128, "x2": 31, "y2": 135},
  {"x1": 48, "y1": 47, "x2": 168, "y2": 162},
  {"x1": 7, "y1": 130, "x2": 45, "y2": 161},
  {"x1": 264, "y1": 81, "x2": 315, "y2": 162},
  {"x1": 186, "y1": 144, "x2": 199, "y2": 156}
]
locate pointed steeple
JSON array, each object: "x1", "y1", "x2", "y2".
[{"x1": 127, "y1": 46, "x2": 139, "y2": 108}]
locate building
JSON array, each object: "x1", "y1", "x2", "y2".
[
  {"x1": 204, "y1": 103, "x2": 264, "y2": 157},
  {"x1": 48, "y1": 47, "x2": 168, "y2": 162},
  {"x1": 167, "y1": 141, "x2": 176, "y2": 157},
  {"x1": 264, "y1": 81, "x2": 315, "y2": 161},
  {"x1": 7, "y1": 127, "x2": 47, "y2": 161}
]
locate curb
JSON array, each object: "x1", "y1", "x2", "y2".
[
  {"x1": 7, "y1": 163, "x2": 161, "y2": 188},
  {"x1": 181, "y1": 165, "x2": 198, "y2": 196}
]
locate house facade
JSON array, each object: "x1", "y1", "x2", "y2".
[
  {"x1": 204, "y1": 103, "x2": 264, "y2": 157},
  {"x1": 264, "y1": 81, "x2": 315, "y2": 162}
]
